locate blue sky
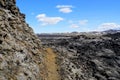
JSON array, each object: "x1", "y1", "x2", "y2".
[{"x1": 17, "y1": 0, "x2": 120, "y2": 33}]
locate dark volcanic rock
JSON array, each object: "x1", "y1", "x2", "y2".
[{"x1": 39, "y1": 32, "x2": 120, "y2": 80}]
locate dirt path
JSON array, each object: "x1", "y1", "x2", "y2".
[{"x1": 44, "y1": 48, "x2": 60, "y2": 80}]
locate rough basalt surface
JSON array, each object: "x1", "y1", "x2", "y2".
[
  {"x1": 1, "y1": 0, "x2": 120, "y2": 80},
  {"x1": 0, "y1": 0, "x2": 46, "y2": 80},
  {"x1": 39, "y1": 32, "x2": 120, "y2": 80}
]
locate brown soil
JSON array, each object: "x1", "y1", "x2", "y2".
[{"x1": 44, "y1": 48, "x2": 60, "y2": 80}]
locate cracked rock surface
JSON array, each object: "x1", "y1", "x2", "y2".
[
  {"x1": 0, "y1": 0, "x2": 46, "y2": 80},
  {"x1": 39, "y1": 32, "x2": 120, "y2": 80}
]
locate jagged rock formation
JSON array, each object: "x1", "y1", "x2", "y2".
[
  {"x1": 0, "y1": 0, "x2": 47, "y2": 80},
  {"x1": 39, "y1": 32, "x2": 120, "y2": 80},
  {"x1": 1, "y1": 0, "x2": 120, "y2": 80}
]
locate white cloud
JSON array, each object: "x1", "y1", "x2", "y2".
[
  {"x1": 56, "y1": 5, "x2": 73, "y2": 8},
  {"x1": 79, "y1": 20, "x2": 88, "y2": 25},
  {"x1": 69, "y1": 19, "x2": 88, "y2": 28},
  {"x1": 36, "y1": 14, "x2": 64, "y2": 26},
  {"x1": 70, "y1": 24, "x2": 79, "y2": 28},
  {"x1": 59, "y1": 7, "x2": 72, "y2": 13},
  {"x1": 56, "y1": 5, "x2": 73, "y2": 13},
  {"x1": 98, "y1": 23, "x2": 120, "y2": 31}
]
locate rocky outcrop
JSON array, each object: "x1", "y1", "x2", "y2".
[
  {"x1": 0, "y1": 0, "x2": 46, "y2": 80},
  {"x1": 1, "y1": 0, "x2": 120, "y2": 80}
]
